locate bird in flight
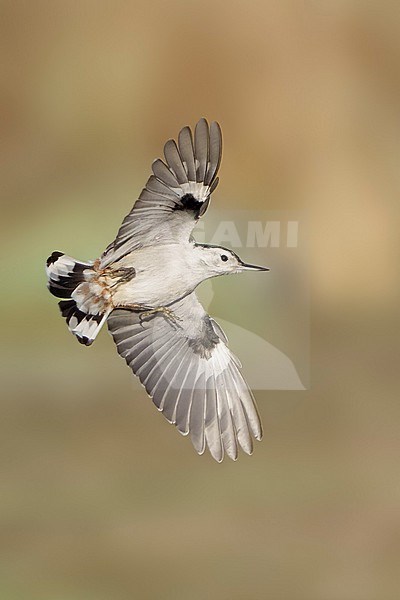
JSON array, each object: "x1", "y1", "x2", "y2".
[{"x1": 46, "y1": 118, "x2": 269, "y2": 462}]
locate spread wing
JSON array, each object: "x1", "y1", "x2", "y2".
[
  {"x1": 101, "y1": 118, "x2": 222, "y2": 268},
  {"x1": 107, "y1": 293, "x2": 262, "y2": 462}
]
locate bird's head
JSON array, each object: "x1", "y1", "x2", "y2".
[{"x1": 195, "y1": 244, "x2": 269, "y2": 277}]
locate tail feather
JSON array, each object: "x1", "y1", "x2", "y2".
[
  {"x1": 46, "y1": 251, "x2": 109, "y2": 346},
  {"x1": 59, "y1": 300, "x2": 109, "y2": 346},
  {"x1": 46, "y1": 251, "x2": 92, "y2": 299}
]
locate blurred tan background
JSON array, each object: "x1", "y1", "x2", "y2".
[{"x1": 1, "y1": 1, "x2": 400, "y2": 599}]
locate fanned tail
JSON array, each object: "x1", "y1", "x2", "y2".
[{"x1": 46, "y1": 251, "x2": 109, "y2": 346}]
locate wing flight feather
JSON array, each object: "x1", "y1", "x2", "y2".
[
  {"x1": 101, "y1": 118, "x2": 222, "y2": 268},
  {"x1": 107, "y1": 292, "x2": 263, "y2": 462}
]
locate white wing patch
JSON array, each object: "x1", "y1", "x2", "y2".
[{"x1": 180, "y1": 180, "x2": 212, "y2": 201}]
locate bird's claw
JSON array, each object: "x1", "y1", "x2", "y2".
[{"x1": 139, "y1": 306, "x2": 181, "y2": 326}]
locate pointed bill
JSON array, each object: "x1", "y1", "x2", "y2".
[{"x1": 240, "y1": 262, "x2": 270, "y2": 271}]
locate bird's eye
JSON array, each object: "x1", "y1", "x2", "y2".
[{"x1": 221, "y1": 254, "x2": 228, "y2": 262}]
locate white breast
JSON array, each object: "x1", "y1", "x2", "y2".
[{"x1": 111, "y1": 244, "x2": 200, "y2": 308}]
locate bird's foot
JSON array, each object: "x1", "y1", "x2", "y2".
[
  {"x1": 107, "y1": 267, "x2": 136, "y2": 288},
  {"x1": 139, "y1": 306, "x2": 181, "y2": 325}
]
